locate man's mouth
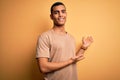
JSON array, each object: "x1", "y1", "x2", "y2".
[{"x1": 58, "y1": 18, "x2": 64, "y2": 22}]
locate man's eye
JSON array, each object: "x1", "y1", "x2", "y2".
[
  {"x1": 54, "y1": 12, "x2": 58, "y2": 14},
  {"x1": 62, "y1": 10, "x2": 66, "y2": 13},
  {"x1": 62, "y1": 11, "x2": 65, "y2": 13},
  {"x1": 53, "y1": 11, "x2": 58, "y2": 14}
]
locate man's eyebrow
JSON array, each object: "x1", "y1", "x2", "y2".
[
  {"x1": 53, "y1": 10, "x2": 59, "y2": 12},
  {"x1": 62, "y1": 10, "x2": 66, "y2": 11},
  {"x1": 54, "y1": 9, "x2": 66, "y2": 12},
  {"x1": 62, "y1": 9, "x2": 66, "y2": 11}
]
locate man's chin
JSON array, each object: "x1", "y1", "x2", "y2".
[
  {"x1": 56, "y1": 24, "x2": 64, "y2": 27},
  {"x1": 55, "y1": 23, "x2": 65, "y2": 27}
]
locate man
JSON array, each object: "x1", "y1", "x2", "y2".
[{"x1": 36, "y1": 2, "x2": 93, "y2": 80}]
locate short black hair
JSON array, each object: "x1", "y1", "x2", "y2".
[{"x1": 50, "y1": 2, "x2": 66, "y2": 14}]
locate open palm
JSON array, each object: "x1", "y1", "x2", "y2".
[{"x1": 82, "y1": 36, "x2": 93, "y2": 48}]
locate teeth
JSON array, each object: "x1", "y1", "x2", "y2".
[{"x1": 58, "y1": 18, "x2": 64, "y2": 21}]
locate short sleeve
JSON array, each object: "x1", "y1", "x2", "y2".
[{"x1": 36, "y1": 33, "x2": 50, "y2": 58}]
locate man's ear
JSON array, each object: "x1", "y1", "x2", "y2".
[{"x1": 50, "y1": 14, "x2": 53, "y2": 20}]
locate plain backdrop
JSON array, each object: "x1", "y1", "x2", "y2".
[{"x1": 0, "y1": 0, "x2": 120, "y2": 80}]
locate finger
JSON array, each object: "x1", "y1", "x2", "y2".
[
  {"x1": 77, "y1": 56, "x2": 85, "y2": 61},
  {"x1": 89, "y1": 36, "x2": 94, "y2": 42},
  {"x1": 78, "y1": 53, "x2": 84, "y2": 57},
  {"x1": 82, "y1": 36, "x2": 85, "y2": 42},
  {"x1": 87, "y1": 36, "x2": 93, "y2": 42},
  {"x1": 71, "y1": 56, "x2": 79, "y2": 60}
]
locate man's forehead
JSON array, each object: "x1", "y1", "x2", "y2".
[{"x1": 52, "y1": 5, "x2": 66, "y2": 11}]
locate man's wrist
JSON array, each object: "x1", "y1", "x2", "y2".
[
  {"x1": 68, "y1": 58, "x2": 76, "y2": 64},
  {"x1": 81, "y1": 45, "x2": 88, "y2": 50}
]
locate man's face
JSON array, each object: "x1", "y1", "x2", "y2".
[{"x1": 51, "y1": 5, "x2": 67, "y2": 26}]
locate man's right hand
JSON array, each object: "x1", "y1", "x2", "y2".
[{"x1": 71, "y1": 54, "x2": 85, "y2": 63}]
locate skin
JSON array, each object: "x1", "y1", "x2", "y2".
[
  {"x1": 50, "y1": 5, "x2": 66, "y2": 27},
  {"x1": 37, "y1": 5, "x2": 93, "y2": 73}
]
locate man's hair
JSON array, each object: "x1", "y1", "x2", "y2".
[{"x1": 50, "y1": 2, "x2": 66, "y2": 14}]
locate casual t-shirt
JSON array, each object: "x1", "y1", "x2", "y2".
[{"x1": 36, "y1": 29, "x2": 78, "y2": 80}]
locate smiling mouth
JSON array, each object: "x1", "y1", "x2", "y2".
[{"x1": 58, "y1": 18, "x2": 65, "y2": 22}]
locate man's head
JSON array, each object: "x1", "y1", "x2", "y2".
[{"x1": 50, "y1": 2, "x2": 67, "y2": 26}]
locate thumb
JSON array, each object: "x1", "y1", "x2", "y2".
[{"x1": 77, "y1": 56, "x2": 85, "y2": 61}]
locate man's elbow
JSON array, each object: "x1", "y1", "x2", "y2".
[
  {"x1": 39, "y1": 66, "x2": 49, "y2": 74},
  {"x1": 37, "y1": 58, "x2": 50, "y2": 73}
]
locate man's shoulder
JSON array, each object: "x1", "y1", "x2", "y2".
[
  {"x1": 42, "y1": 29, "x2": 52, "y2": 35},
  {"x1": 38, "y1": 29, "x2": 53, "y2": 38}
]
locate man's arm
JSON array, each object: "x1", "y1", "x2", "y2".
[
  {"x1": 37, "y1": 36, "x2": 93, "y2": 74},
  {"x1": 37, "y1": 55, "x2": 85, "y2": 74},
  {"x1": 37, "y1": 57, "x2": 74, "y2": 73},
  {"x1": 76, "y1": 36, "x2": 93, "y2": 59}
]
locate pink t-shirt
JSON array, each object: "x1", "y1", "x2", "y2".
[{"x1": 36, "y1": 29, "x2": 78, "y2": 80}]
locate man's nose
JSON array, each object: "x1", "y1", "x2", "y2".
[{"x1": 59, "y1": 12, "x2": 63, "y2": 17}]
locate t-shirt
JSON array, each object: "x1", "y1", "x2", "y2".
[{"x1": 36, "y1": 29, "x2": 78, "y2": 80}]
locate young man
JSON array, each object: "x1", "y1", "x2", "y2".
[{"x1": 36, "y1": 2, "x2": 93, "y2": 80}]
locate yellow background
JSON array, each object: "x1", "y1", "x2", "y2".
[{"x1": 0, "y1": 0, "x2": 120, "y2": 80}]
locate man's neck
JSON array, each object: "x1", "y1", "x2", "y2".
[{"x1": 53, "y1": 25, "x2": 66, "y2": 34}]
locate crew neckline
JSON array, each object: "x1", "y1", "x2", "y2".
[{"x1": 51, "y1": 29, "x2": 68, "y2": 36}]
